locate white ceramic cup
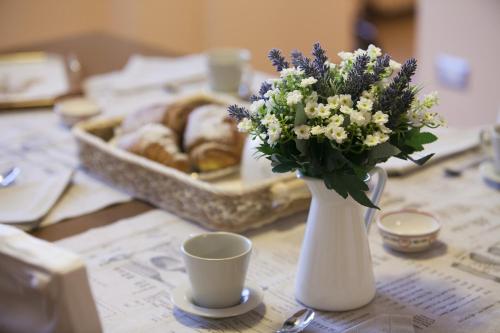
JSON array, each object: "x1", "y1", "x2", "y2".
[
  {"x1": 480, "y1": 124, "x2": 500, "y2": 173},
  {"x1": 207, "y1": 48, "x2": 251, "y2": 94},
  {"x1": 181, "y1": 232, "x2": 252, "y2": 308}
]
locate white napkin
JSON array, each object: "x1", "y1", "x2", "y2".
[
  {"x1": 0, "y1": 166, "x2": 72, "y2": 224},
  {"x1": 84, "y1": 54, "x2": 206, "y2": 95},
  {"x1": 40, "y1": 171, "x2": 130, "y2": 227},
  {"x1": 0, "y1": 53, "x2": 69, "y2": 103},
  {"x1": 382, "y1": 127, "x2": 479, "y2": 175}
]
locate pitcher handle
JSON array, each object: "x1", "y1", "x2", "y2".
[{"x1": 364, "y1": 166, "x2": 387, "y2": 230}]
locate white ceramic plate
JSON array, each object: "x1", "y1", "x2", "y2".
[{"x1": 171, "y1": 282, "x2": 263, "y2": 318}]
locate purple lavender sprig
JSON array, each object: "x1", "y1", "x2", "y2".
[
  {"x1": 291, "y1": 50, "x2": 317, "y2": 77},
  {"x1": 312, "y1": 42, "x2": 329, "y2": 76},
  {"x1": 228, "y1": 104, "x2": 250, "y2": 121},
  {"x1": 268, "y1": 49, "x2": 289, "y2": 72}
]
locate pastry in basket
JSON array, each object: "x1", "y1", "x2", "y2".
[
  {"x1": 119, "y1": 104, "x2": 166, "y2": 134},
  {"x1": 116, "y1": 123, "x2": 190, "y2": 172},
  {"x1": 163, "y1": 93, "x2": 224, "y2": 135},
  {"x1": 184, "y1": 104, "x2": 245, "y2": 172}
]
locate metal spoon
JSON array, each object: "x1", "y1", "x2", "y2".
[
  {"x1": 276, "y1": 308, "x2": 315, "y2": 333},
  {"x1": 0, "y1": 167, "x2": 20, "y2": 187},
  {"x1": 444, "y1": 156, "x2": 487, "y2": 177}
]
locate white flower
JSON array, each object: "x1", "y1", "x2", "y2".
[
  {"x1": 266, "y1": 78, "x2": 280, "y2": 86},
  {"x1": 249, "y1": 99, "x2": 265, "y2": 116},
  {"x1": 354, "y1": 48, "x2": 366, "y2": 57},
  {"x1": 261, "y1": 113, "x2": 279, "y2": 127},
  {"x1": 422, "y1": 111, "x2": 437, "y2": 124},
  {"x1": 338, "y1": 51, "x2": 354, "y2": 61},
  {"x1": 280, "y1": 67, "x2": 304, "y2": 78},
  {"x1": 407, "y1": 110, "x2": 423, "y2": 127},
  {"x1": 372, "y1": 111, "x2": 389, "y2": 125},
  {"x1": 286, "y1": 90, "x2": 303, "y2": 106},
  {"x1": 294, "y1": 125, "x2": 311, "y2": 139},
  {"x1": 350, "y1": 111, "x2": 368, "y2": 126},
  {"x1": 356, "y1": 97, "x2": 373, "y2": 112},
  {"x1": 327, "y1": 95, "x2": 340, "y2": 110},
  {"x1": 338, "y1": 94, "x2": 353, "y2": 107},
  {"x1": 304, "y1": 102, "x2": 319, "y2": 118},
  {"x1": 311, "y1": 125, "x2": 325, "y2": 136},
  {"x1": 325, "y1": 61, "x2": 336, "y2": 70},
  {"x1": 340, "y1": 105, "x2": 354, "y2": 115},
  {"x1": 265, "y1": 97, "x2": 276, "y2": 111},
  {"x1": 422, "y1": 91, "x2": 439, "y2": 108},
  {"x1": 361, "y1": 110, "x2": 372, "y2": 124},
  {"x1": 374, "y1": 131, "x2": 389, "y2": 143},
  {"x1": 316, "y1": 103, "x2": 330, "y2": 119},
  {"x1": 306, "y1": 91, "x2": 318, "y2": 104},
  {"x1": 267, "y1": 123, "x2": 282, "y2": 145},
  {"x1": 329, "y1": 114, "x2": 344, "y2": 126},
  {"x1": 237, "y1": 118, "x2": 253, "y2": 133},
  {"x1": 389, "y1": 59, "x2": 401, "y2": 72},
  {"x1": 378, "y1": 123, "x2": 392, "y2": 134},
  {"x1": 361, "y1": 90, "x2": 374, "y2": 100},
  {"x1": 300, "y1": 77, "x2": 317, "y2": 87},
  {"x1": 264, "y1": 88, "x2": 278, "y2": 99},
  {"x1": 367, "y1": 44, "x2": 382, "y2": 59},
  {"x1": 364, "y1": 134, "x2": 381, "y2": 147},
  {"x1": 325, "y1": 124, "x2": 347, "y2": 144}
]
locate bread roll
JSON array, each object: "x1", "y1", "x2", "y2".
[
  {"x1": 116, "y1": 123, "x2": 189, "y2": 172},
  {"x1": 162, "y1": 93, "x2": 223, "y2": 135},
  {"x1": 184, "y1": 104, "x2": 244, "y2": 172}
]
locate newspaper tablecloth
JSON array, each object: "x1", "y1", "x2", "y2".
[{"x1": 57, "y1": 151, "x2": 500, "y2": 333}]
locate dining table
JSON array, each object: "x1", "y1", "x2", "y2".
[{"x1": 2, "y1": 32, "x2": 500, "y2": 333}]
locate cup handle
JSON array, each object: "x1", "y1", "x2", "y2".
[
  {"x1": 239, "y1": 63, "x2": 254, "y2": 98},
  {"x1": 364, "y1": 166, "x2": 387, "y2": 231},
  {"x1": 479, "y1": 128, "x2": 491, "y2": 152}
]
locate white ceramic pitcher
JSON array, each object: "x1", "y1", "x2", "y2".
[{"x1": 295, "y1": 167, "x2": 387, "y2": 311}]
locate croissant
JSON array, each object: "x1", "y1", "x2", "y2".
[
  {"x1": 116, "y1": 123, "x2": 189, "y2": 172},
  {"x1": 184, "y1": 104, "x2": 245, "y2": 172}
]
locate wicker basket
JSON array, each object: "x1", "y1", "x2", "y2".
[{"x1": 72, "y1": 117, "x2": 311, "y2": 232}]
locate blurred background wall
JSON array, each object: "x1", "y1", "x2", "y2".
[
  {"x1": 0, "y1": 0, "x2": 360, "y2": 72},
  {"x1": 1, "y1": 0, "x2": 498, "y2": 126}
]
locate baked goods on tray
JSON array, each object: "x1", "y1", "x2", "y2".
[
  {"x1": 112, "y1": 93, "x2": 245, "y2": 175},
  {"x1": 184, "y1": 104, "x2": 244, "y2": 172},
  {"x1": 116, "y1": 123, "x2": 190, "y2": 172}
]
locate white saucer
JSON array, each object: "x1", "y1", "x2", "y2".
[
  {"x1": 171, "y1": 282, "x2": 263, "y2": 318},
  {"x1": 480, "y1": 161, "x2": 500, "y2": 190}
]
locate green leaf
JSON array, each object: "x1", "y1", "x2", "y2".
[
  {"x1": 348, "y1": 188, "x2": 379, "y2": 209},
  {"x1": 294, "y1": 104, "x2": 307, "y2": 126},
  {"x1": 367, "y1": 142, "x2": 401, "y2": 164},
  {"x1": 406, "y1": 131, "x2": 438, "y2": 151},
  {"x1": 324, "y1": 173, "x2": 348, "y2": 198},
  {"x1": 272, "y1": 163, "x2": 294, "y2": 173},
  {"x1": 324, "y1": 172, "x2": 379, "y2": 208},
  {"x1": 408, "y1": 153, "x2": 435, "y2": 166}
]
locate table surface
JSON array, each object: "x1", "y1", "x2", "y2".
[{"x1": 3, "y1": 32, "x2": 170, "y2": 242}]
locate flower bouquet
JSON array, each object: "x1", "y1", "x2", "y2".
[{"x1": 229, "y1": 43, "x2": 443, "y2": 208}]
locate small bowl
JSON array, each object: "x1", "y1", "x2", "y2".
[
  {"x1": 54, "y1": 97, "x2": 101, "y2": 127},
  {"x1": 377, "y1": 209, "x2": 441, "y2": 253}
]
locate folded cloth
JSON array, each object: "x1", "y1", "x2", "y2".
[
  {"x1": 0, "y1": 166, "x2": 72, "y2": 225},
  {"x1": 0, "y1": 110, "x2": 131, "y2": 230},
  {"x1": 39, "y1": 171, "x2": 130, "y2": 228},
  {"x1": 85, "y1": 54, "x2": 206, "y2": 95},
  {"x1": 382, "y1": 127, "x2": 480, "y2": 175}
]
